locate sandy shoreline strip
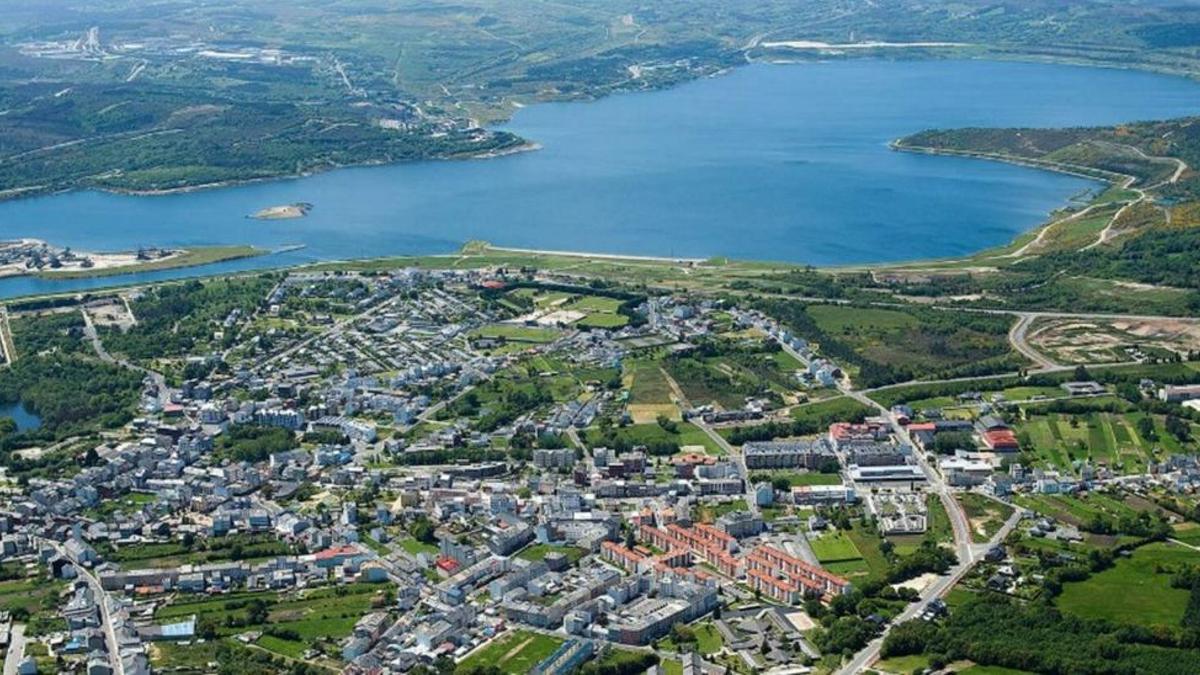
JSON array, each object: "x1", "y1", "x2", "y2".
[{"x1": 482, "y1": 245, "x2": 706, "y2": 264}]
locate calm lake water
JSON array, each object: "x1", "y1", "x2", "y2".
[
  {"x1": 0, "y1": 59, "x2": 1198, "y2": 298},
  {"x1": 0, "y1": 402, "x2": 41, "y2": 431}
]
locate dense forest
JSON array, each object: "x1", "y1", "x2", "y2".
[
  {"x1": 752, "y1": 299, "x2": 1021, "y2": 388},
  {"x1": 883, "y1": 594, "x2": 1200, "y2": 674},
  {"x1": 0, "y1": 355, "x2": 143, "y2": 449},
  {"x1": 102, "y1": 276, "x2": 277, "y2": 361}
]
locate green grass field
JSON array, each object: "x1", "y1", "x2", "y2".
[
  {"x1": 811, "y1": 530, "x2": 864, "y2": 563},
  {"x1": 457, "y1": 630, "x2": 564, "y2": 674},
  {"x1": 1016, "y1": 409, "x2": 1175, "y2": 475},
  {"x1": 398, "y1": 536, "x2": 439, "y2": 556},
  {"x1": 790, "y1": 395, "x2": 874, "y2": 423},
  {"x1": 845, "y1": 529, "x2": 892, "y2": 581},
  {"x1": 627, "y1": 359, "x2": 674, "y2": 404},
  {"x1": 584, "y1": 420, "x2": 722, "y2": 455},
  {"x1": 155, "y1": 583, "x2": 391, "y2": 661},
  {"x1": 874, "y1": 654, "x2": 932, "y2": 673},
  {"x1": 753, "y1": 471, "x2": 842, "y2": 487},
  {"x1": 1057, "y1": 542, "x2": 1194, "y2": 628},
  {"x1": 471, "y1": 324, "x2": 560, "y2": 343},
  {"x1": 516, "y1": 544, "x2": 585, "y2": 565}
]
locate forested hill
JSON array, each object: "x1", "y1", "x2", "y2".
[
  {"x1": 3, "y1": 0, "x2": 1200, "y2": 197},
  {"x1": 898, "y1": 118, "x2": 1200, "y2": 201}
]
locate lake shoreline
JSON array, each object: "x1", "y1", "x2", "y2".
[
  {"x1": 0, "y1": 141, "x2": 542, "y2": 203},
  {"x1": 0, "y1": 59, "x2": 1196, "y2": 300}
]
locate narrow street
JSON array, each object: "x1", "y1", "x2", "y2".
[{"x1": 2, "y1": 623, "x2": 26, "y2": 675}]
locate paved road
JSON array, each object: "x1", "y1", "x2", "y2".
[
  {"x1": 835, "y1": 508, "x2": 1022, "y2": 675},
  {"x1": 1008, "y1": 313, "x2": 1059, "y2": 371},
  {"x1": 843, "y1": 389, "x2": 973, "y2": 563},
  {"x1": 2, "y1": 623, "x2": 26, "y2": 675},
  {"x1": 46, "y1": 539, "x2": 125, "y2": 675},
  {"x1": 0, "y1": 306, "x2": 14, "y2": 367},
  {"x1": 81, "y1": 308, "x2": 169, "y2": 407}
]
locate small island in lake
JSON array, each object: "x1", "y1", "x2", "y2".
[{"x1": 250, "y1": 202, "x2": 313, "y2": 220}]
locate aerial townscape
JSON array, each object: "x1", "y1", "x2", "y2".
[{"x1": 3, "y1": 2, "x2": 1200, "y2": 675}]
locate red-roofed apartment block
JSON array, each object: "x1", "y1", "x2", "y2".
[{"x1": 745, "y1": 545, "x2": 850, "y2": 603}]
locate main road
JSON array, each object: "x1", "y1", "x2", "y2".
[
  {"x1": 770, "y1": 338, "x2": 987, "y2": 674},
  {"x1": 43, "y1": 539, "x2": 125, "y2": 675},
  {"x1": 835, "y1": 508, "x2": 1022, "y2": 675}
]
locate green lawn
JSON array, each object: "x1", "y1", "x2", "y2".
[
  {"x1": 1057, "y1": 542, "x2": 1194, "y2": 629},
  {"x1": 874, "y1": 654, "x2": 932, "y2": 673},
  {"x1": 471, "y1": 324, "x2": 560, "y2": 343},
  {"x1": 516, "y1": 544, "x2": 585, "y2": 565},
  {"x1": 810, "y1": 530, "x2": 863, "y2": 563},
  {"x1": 456, "y1": 630, "x2": 564, "y2": 674},
  {"x1": 751, "y1": 470, "x2": 841, "y2": 487},
  {"x1": 790, "y1": 395, "x2": 873, "y2": 423},
  {"x1": 695, "y1": 622, "x2": 724, "y2": 654},
  {"x1": 925, "y1": 494, "x2": 955, "y2": 546},
  {"x1": 576, "y1": 313, "x2": 629, "y2": 329},
  {"x1": 398, "y1": 536, "x2": 439, "y2": 556},
  {"x1": 846, "y1": 528, "x2": 892, "y2": 582},
  {"x1": 696, "y1": 499, "x2": 749, "y2": 524}
]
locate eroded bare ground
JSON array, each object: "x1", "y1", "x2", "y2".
[{"x1": 1028, "y1": 316, "x2": 1200, "y2": 364}]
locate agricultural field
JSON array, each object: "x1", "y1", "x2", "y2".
[
  {"x1": 659, "y1": 335, "x2": 808, "y2": 408},
  {"x1": 1056, "y1": 542, "x2": 1195, "y2": 629},
  {"x1": 98, "y1": 534, "x2": 293, "y2": 569},
  {"x1": 584, "y1": 420, "x2": 722, "y2": 456},
  {"x1": 456, "y1": 630, "x2": 564, "y2": 675},
  {"x1": 624, "y1": 358, "x2": 680, "y2": 423},
  {"x1": 0, "y1": 570, "x2": 67, "y2": 636},
  {"x1": 155, "y1": 582, "x2": 393, "y2": 662},
  {"x1": 1016, "y1": 409, "x2": 1198, "y2": 475},
  {"x1": 1012, "y1": 491, "x2": 1150, "y2": 532}
]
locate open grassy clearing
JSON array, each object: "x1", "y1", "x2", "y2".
[
  {"x1": 750, "y1": 470, "x2": 842, "y2": 487},
  {"x1": 1013, "y1": 492, "x2": 1140, "y2": 529},
  {"x1": 626, "y1": 359, "x2": 675, "y2": 405},
  {"x1": 456, "y1": 629, "x2": 564, "y2": 674},
  {"x1": 471, "y1": 323, "x2": 560, "y2": 343},
  {"x1": 1056, "y1": 542, "x2": 1194, "y2": 629},
  {"x1": 956, "y1": 493, "x2": 1014, "y2": 543},
  {"x1": 695, "y1": 499, "x2": 749, "y2": 524},
  {"x1": 516, "y1": 543, "x2": 586, "y2": 565},
  {"x1": 810, "y1": 530, "x2": 864, "y2": 563},
  {"x1": 155, "y1": 582, "x2": 392, "y2": 661},
  {"x1": 584, "y1": 420, "x2": 722, "y2": 455}
]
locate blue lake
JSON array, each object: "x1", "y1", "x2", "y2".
[
  {"x1": 0, "y1": 59, "x2": 1198, "y2": 298},
  {"x1": 0, "y1": 401, "x2": 41, "y2": 432}
]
